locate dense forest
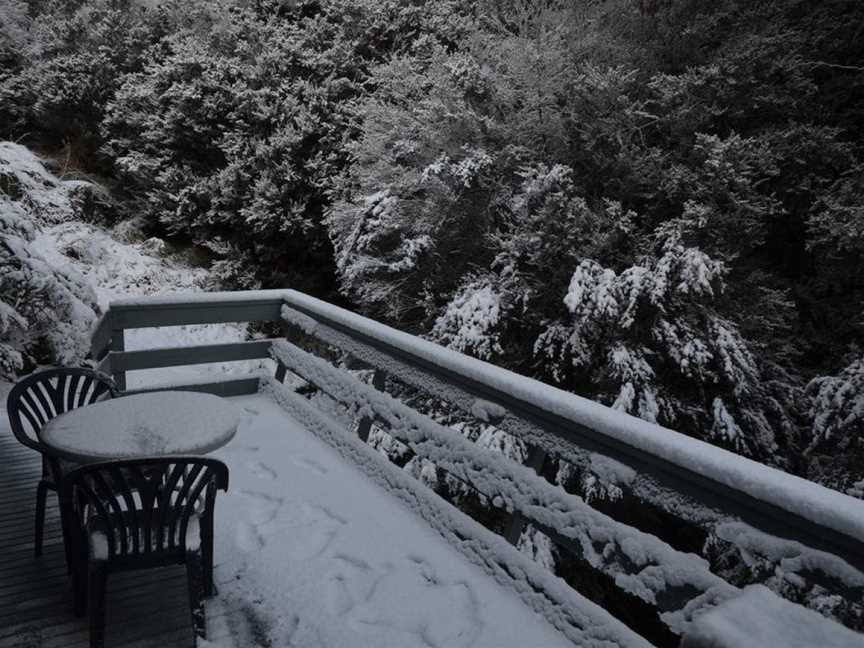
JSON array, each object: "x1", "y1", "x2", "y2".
[{"x1": 1, "y1": 0, "x2": 863, "y2": 500}]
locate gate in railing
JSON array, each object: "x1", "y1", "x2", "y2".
[{"x1": 89, "y1": 290, "x2": 864, "y2": 647}]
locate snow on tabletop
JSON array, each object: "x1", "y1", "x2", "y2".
[
  {"x1": 39, "y1": 391, "x2": 243, "y2": 460},
  {"x1": 205, "y1": 394, "x2": 588, "y2": 648},
  {"x1": 680, "y1": 585, "x2": 864, "y2": 648},
  {"x1": 279, "y1": 290, "x2": 864, "y2": 542}
]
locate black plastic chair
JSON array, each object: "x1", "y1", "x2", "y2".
[
  {"x1": 6, "y1": 367, "x2": 116, "y2": 558},
  {"x1": 62, "y1": 457, "x2": 229, "y2": 647}
]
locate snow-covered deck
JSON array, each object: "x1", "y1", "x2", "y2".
[{"x1": 0, "y1": 392, "x2": 571, "y2": 648}]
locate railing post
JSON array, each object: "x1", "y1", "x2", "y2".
[
  {"x1": 356, "y1": 369, "x2": 385, "y2": 443},
  {"x1": 504, "y1": 446, "x2": 548, "y2": 545},
  {"x1": 275, "y1": 361, "x2": 288, "y2": 383},
  {"x1": 110, "y1": 327, "x2": 126, "y2": 392}
]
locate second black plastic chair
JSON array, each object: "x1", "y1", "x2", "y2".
[{"x1": 62, "y1": 457, "x2": 229, "y2": 648}]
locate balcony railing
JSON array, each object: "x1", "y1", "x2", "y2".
[{"x1": 89, "y1": 289, "x2": 864, "y2": 646}]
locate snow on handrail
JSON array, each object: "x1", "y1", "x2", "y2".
[
  {"x1": 270, "y1": 341, "x2": 741, "y2": 617},
  {"x1": 263, "y1": 376, "x2": 655, "y2": 648},
  {"x1": 107, "y1": 289, "x2": 289, "y2": 308},
  {"x1": 279, "y1": 290, "x2": 864, "y2": 561}
]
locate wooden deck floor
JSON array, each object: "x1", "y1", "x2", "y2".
[{"x1": 0, "y1": 421, "x2": 224, "y2": 648}]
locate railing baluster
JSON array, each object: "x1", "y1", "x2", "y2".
[
  {"x1": 504, "y1": 446, "x2": 548, "y2": 545},
  {"x1": 356, "y1": 369, "x2": 385, "y2": 443},
  {"x1": 110, "y1": 327, "x2": 126, "y2": 392}
]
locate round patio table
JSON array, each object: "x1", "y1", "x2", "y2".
[{"x1": 39, "y1": 391, "x2": 242, "y2": 464}]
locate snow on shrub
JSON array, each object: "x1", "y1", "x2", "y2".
[{"x1": 0, "y1": 143, "x2": 99, "y2": 378}]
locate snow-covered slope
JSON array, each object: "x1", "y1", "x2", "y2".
[
  {"x1": 0, "y1": 141, "x2": 265, "y2": 388},
  {"x1": 30, "y1": 221, "x2": 268, "y2": 388},
  {"x1": 0, "y1": 143, "x2": 99, "y2": 376}
]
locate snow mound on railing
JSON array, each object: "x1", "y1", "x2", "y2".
[{"x1": 681, "y1": 585, "x2": 864, "y2": 648}]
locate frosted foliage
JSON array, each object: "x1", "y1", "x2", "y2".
[
  {"x1": 0, "y1": 143, "x2": 99, "y2": 378},
  {"x1": 0, "y1": 1, "x2": 29, "y2": 54},
  {"x1": 404, "y1": 456, "x2": 441, "y2": 489},
  {"x1": 711, "y1": 398, "x2": 745, "y2": 453},
  {"x1": 848, "y1": 480, "x2": 864, "y2": 499},
  {"x1": 518, "y1": 526, "x2": 557, "y2": 572},
  {"x1": 807, "y1": 356, "x2": 864, "y2": 445},
  {"x1": 332, "y1": 188, "x2": 436, "y2": 309},
  {"x1": 541, "y1": 218, "x2": 770, "y2": 455},
  {"x1": 0, "y1": 142, "x2": 83, "y2": 225},
  {"x1": 431, "y1": 281, "x2": 503, "y2": 360},
  {"x1": 563, "y1": 260, "x2": 619, "y2": 321},
  {"x1": 421, "y1": 147, "x2": 494, "y2": 188},
  {"x1": 475, "y1": 427, "x2": 527, "y2": 464},
  {"x1": 581, "y1": 453, "x2": 637, "y2": 505}
]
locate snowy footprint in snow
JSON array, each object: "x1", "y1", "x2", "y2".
[
  {"x1": 327, "y1": 554, "x2": 483, "y2": 647},
  {"x1": 291, "y1": 456, "x2": 329, "y2": 475},
  {"x1": 233, "y1": 490, "x2": 284, "y2": 552},
  {"x1": 247, "y1": 460, "x2": 277, "y2": 481}
]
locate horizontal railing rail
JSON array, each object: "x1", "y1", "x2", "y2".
[
  {"x1": 88, "y1": 289, "x2": 864, "y2": 645},
  {"x1": 278, "y1": 291, "x2": 864, "y2": 574},
  {"x1": 269, "y1": 338, "x2": 736, "y2": 641},
  {"x1": 89, "y1": 291, "x2": 287, "y2": 392},
  {"x1": 97, "y1": 339, "x2": 274, "y2": 374}
]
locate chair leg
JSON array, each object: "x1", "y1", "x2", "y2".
[
  {"x1": 88, "y1": 562, "x2": 108, "y2": 648},
  {"x1": 58, "y1": 492, "x2": 74, "y2": 574},
  {"x1": 202, "y1": 513, "x2": 214, "y2": 597},
  {"x1": 72, "y1": 554, "x2": 87, "y2": 617},
  {"x1": 34, "y1": 481, "x2": 48, "y2": 557},
  {"x1": 187, "y1": 550, "x2": 207, "y2": 641}
]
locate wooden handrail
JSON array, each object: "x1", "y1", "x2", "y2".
[
  {"x1": 88, "y1": 291, "x2": 287, "y2": 394},
  {"x1": 279, "y1": 291, "x2": 864, "y2": 575}
]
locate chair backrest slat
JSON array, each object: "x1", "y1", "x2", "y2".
[
  {"x1": 91, "y1": 470, "x2": 130, "y2": 555},
  {"x1": 159, "y1": 464, "x2": 187, "y2": 552},
  {"x1": 168, "y1": 464, "x2": 204, "y2": 551},
  {"x1": 79, "y1": 480, "x2": 116, "y2": 554},
  {"x1": 62, "y1": 458, "x2": 229, "y2": 562},
  {"x1": 51, "y1": 374, "x2": 67, "y2": 412},
  {"x1": 16, "y1": 390, "x2": 44, "y2": 438},
  {"x1": 65, "y1": 373, "x2": 82, "y2": 412},
  {"x1": 179, "y1": 469, "x2": 213, "y2": 549},
  {"x1": 31, "y1": 380, "x2": 56, "y2": 423},
  {"x1": 111, "y1": 467, "x2": 141, "y2": 555}
]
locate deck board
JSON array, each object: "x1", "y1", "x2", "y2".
[{"x1": 0, "y1": 424, "x2": 197, "y2": 648}]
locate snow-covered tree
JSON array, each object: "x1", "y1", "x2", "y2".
[{"x1": 805, "y1": 354, "x2": 864, "y2": 496}]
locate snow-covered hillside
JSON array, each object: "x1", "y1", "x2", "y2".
[
  {"x1": 1, "y1": 142, "x2": 266, "y2": 387},
  {"x1": 30, "y1": 220, "x2": 268, "y2": 388}
]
